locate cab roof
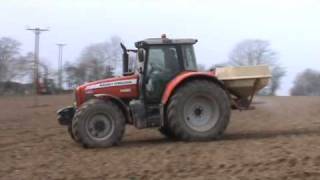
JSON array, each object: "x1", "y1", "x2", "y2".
[{"x1": 135, "y1": 38, "x2": 198, "y2": 48}]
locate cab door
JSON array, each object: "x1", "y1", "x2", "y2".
[{"x1": 144, "y1": 45, "x2": 181, "y2": 103}]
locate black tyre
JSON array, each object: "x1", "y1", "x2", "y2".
[
  {"x1": 158, "y1": 126, "x2": 176, "y2": 139},
  {"x1": 72, "y1": 99, "x2": 126, "y2": 148},
  {"x1": 67, "y1": 124, "x2": 77, "y2": 142},
  {"x1": 167, "y1": 80, "x2": 230, "y2": 141}
]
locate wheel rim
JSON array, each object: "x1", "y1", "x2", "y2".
[
  {"x1": 86, "y1": 114, "x2": 114, "y2": 141},
  {"x1": 183, "y1": 94, "x2": 220, "y2": 132}
]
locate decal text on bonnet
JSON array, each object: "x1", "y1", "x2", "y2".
[{"x1": 85, "y1": 79, "x2": 137, "y2": 90}]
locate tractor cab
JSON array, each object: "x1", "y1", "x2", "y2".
[{"x1": 123, "y1": 35, "x2": 198, "y2": 104}]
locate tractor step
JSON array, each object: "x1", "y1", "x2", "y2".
[
  {"x1": 146, "y1": 115, "x2": 161, "y2": 127},
  {"x1": 130, "y1": 100, "x2": 161, "y2": 129}
]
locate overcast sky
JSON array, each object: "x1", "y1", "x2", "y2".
[{"x1": 1, "y1": 0, "x2": 319, "y2": 95}]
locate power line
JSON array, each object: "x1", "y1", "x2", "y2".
[{"x1": 26, "y1": 27, "x2": 49, "y2": 106}]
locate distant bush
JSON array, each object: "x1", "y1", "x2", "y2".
[
  {"x1": 0, "y1": 81, "x2": 32, "y2": 96},
  {"x1": 291, "y1": 69, "x2": 320, "y2": 96}
]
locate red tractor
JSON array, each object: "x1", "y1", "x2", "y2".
[{"x1": 57, "y1": 35, "x2": 269, "y2": 148}]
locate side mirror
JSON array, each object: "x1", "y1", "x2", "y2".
[{"x1": 138, "y1": 49, "x2": 145, "y2": 62}]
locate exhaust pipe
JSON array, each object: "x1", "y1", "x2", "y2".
[{"x1": 120, "y1": 43, "x2": 129, "y2": 75}]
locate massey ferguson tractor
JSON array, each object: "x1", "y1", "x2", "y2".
[{"x1": 57, "y1": 35, "x2": 271, "y2": 148}]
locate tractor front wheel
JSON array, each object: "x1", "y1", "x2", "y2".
[
  {"x1": 67, "y1": 124, "x2": 77, "y2": 142},
  {"x1": 167, "y1": 80, "x2": 230, "y2": 141},
  {"x1": 72, "y1": 99, "x2": 125, "y2": 148}
]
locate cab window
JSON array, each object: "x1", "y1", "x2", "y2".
[{"x1": 181, "y1": 45, "x2": 197, "y2": 70}]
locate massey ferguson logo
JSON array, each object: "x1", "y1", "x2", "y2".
[{"x1": 85, "y1": 79, "x2": 137, "y2": 90}]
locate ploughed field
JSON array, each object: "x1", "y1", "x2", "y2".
[{"x1": 1, "y1": 95, "x2": 320, "y2": 180}]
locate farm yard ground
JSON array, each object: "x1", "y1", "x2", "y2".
[{"x1": 1, "y1": 94, "x2": 320, "y2": 180}]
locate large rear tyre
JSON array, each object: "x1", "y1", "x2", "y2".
[
  {"x1": 167, "y1": 80, "x2": 230, "y2": 141},
  {"x1": 72, "y1": 99, "x2": 125, "y2": 148}
]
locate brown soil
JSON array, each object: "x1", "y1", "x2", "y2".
[{"x1": 1, "y1": 95, "x2": 320, "y2": 180}]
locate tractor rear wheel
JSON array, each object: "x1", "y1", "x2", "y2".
[
  {"x1": 167, "y1": 80, "x2": 230, "y2": 141},
  {"x1": 72, "y1": 99, "x2": 125, "y2": 148}
]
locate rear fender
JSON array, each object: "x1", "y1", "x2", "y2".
[
  {"x1": 161, "y1": 72, "x2": 225, "y2": 105},
  {"x1": 94, "y1": 94, "x2": 132, "y2": 124}
]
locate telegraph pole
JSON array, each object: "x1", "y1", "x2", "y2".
[
  {"x1": 26, "y1": 27, "x2": 49, "y2": 106},
  {"x1": 57, "y1": 43, "x2": 66, "y2": 91}
]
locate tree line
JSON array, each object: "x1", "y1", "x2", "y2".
[
  {"x1": 210, "y1": 39, "x2": 319, "y2": 96},
  {"x1": 0, "y1": 36, "x2": 319, "y2": 96},
  {"x1": 222, "y1": 39, "x2": 286, "y2": 95},
  {"x1": 64, "y1": 36, "x2": 122, "y2": 88},
  {"x1": 0, "y1": 37, "x2": 35, "y2": 95}
]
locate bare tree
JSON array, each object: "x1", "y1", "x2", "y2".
[
  {"x1": 291, "y1": 69, "x2": 320, "y2": 96},
  {"x1": 0, "y1": 38, "x2": 39, "y2": 95},
  {"x1": 0, "y1": 37, "x2": 22, "y2": 82},
  {"x1": 228, "y1": 39, "x2": 285, "y2": 95},
  {"x1": 76, "y1": 36, "x2": 121, "y2": 82},
  {"x1": 63, "y1": 36, "x2": 122, "y2": 88},
  {"x1": 64, "y1": 61, "x2": 87, "y2": 88},
  {"x1": 0, "y1": 38, "x2": 37, "y2": 94},
  {"x1": 16, "y1": 52, "x2": 34, "y2": 81},
  {"x1": 105, "y1": 65, "x2": 115, "y2": 78}
]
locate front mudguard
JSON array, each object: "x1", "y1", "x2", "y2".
[{"x1": 57, "y1": 106, "x2": 75, "y2": 126}]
